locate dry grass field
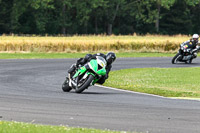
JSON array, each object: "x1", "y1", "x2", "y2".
[{"x1": 0, "y1": 35, "x2": 190, "y2": 53}]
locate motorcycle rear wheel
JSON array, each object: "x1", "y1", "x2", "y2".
[
  {"x1": 189, "y1": 59, "x2": 193, "y2": 64},
  {"x1": 186, "y1": 58, "x2": 193, "y2": 64},
  {"x1": 75, "y1": 74, "x2": 94, "y2": 93}
]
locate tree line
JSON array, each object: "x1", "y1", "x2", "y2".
[{"x1": 0, "y1": 0, "x2": 200, "y2": 35}]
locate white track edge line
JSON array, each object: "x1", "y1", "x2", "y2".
[
  {"x1": 95, "y1": 85, "x2": 167, "y2": 98},
  {"x1": 95, "y1": 85, "x2": 200, "y2": 101}
]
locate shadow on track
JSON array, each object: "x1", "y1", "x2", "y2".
[
  {"x1": 69, "y1": 91, "x2": 121, "y2": 95},
  {"x1": 172, "y1": 63, "x2": 200, "y2": 66}
]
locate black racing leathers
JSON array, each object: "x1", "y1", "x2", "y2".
[
  {"x1": 76, "y1": 53, "x2": 112, "y2": 84},
  {"x1": 181, "y1": 40, "x2": 199, "y2": 54}
]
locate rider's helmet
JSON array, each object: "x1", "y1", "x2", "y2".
[
  {"x1": 192, "y1": 34, "x2": 199, "y2": 44},
  {"x1": 106, "y1": 52, "x2": 116, "y2": 64}
]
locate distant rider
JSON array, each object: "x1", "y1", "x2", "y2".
[
  {"x1": 68, "y1": 52, "x2": 116, "y2": 84},
  {"x1": 180, "y1": 34, "x2": 200, "y2": 59}
]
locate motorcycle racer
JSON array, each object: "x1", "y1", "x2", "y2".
[
  {"x1": 68, "y1": 52, "x2": 116, "y2": 84},
  {"x1": 180, "y1": 34, "x2": 200, "y2": 59}
]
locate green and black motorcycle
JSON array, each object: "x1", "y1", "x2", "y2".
[{"x1": 62, "y1": 56, "x2": 107, "y2": 93}]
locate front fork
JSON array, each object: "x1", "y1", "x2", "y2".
[
  {"x1": 68, "y1": 72, "x2": 96, "y2": 88},
  {"x1": 68, "y1": 73, "x2": 72, "y2": 87}
]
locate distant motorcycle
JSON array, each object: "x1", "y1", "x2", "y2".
[
  {"x1": 62, "y1": 56, "x2": 107, "y2": 93},
  {"x1": 172, "y1": 44, "x2": 195, "y2": 64}
]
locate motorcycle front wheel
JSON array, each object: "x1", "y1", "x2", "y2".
[
  {"x1": 75, "y1": 74, "x2": 94, "y2": 93},
  {"x1": 172, "y1": 53, "x2": 182, "y2": 64}
]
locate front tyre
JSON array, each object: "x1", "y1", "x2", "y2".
[
  {"x1": 172, "y1": 53, "x2": 182, "y2": 64},
  {"x1": 62, "y1": 78, "x2": 72, "y2": 92},
  {"x1": 75, "y1": 74, "x2": 94, "y2": 93}
]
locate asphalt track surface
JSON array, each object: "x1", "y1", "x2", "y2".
[{"x1": 1, "y1": 57, "x2": 200, "y2": 133}]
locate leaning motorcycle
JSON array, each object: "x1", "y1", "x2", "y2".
[
  {"x1": 172, "y1": 44, "x2": 195, "y2": 64},
  {"x1": 62, "y1": 56, "x2": 107, "y2": 93}
]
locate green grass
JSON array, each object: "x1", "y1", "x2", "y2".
[
  {"x1": 104, "y1": 67, "x2": 200, "y2": 98},
  {"x1": 0, "y1": 121, "x2": 125, "y2": 133},
  {"x1": 0, "y1": 52, "x2": 174, "y2": 59}
]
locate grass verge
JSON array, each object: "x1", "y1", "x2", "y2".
[
  {"x1": 0, "y1": 52, "x2": 174, "y2": 59},
  {"x1": 104, "y1": 67, "x2": 200, "y2": 98},
  {"x1": 0, "y1": 121, "x2": 125, "y2": 133}
]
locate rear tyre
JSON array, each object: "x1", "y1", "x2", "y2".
[
  {"x1": 185, "y1": 57, "x2": 193, "y2": 64},
  {"x1": 189, "y1": 58, "x2": 193, "y2": 64},
  {"x1": 62, "y1": 78, "x2": 72, "y2": 92},
  {"x1": 75, "y1": 75, "x2": 94, "y2": 93},
  {"x1": 172, "y1": 53, "x2": 182, "y2": 64}
]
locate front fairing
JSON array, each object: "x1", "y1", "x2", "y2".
[
  {"x1": 72, "y1": 58, "x2": 107, "y2": 79},
  {"x1": 73, "y1": 66, "x2": 87, "y2": 78},
  {"x1": 88, "y1": 59, "x2": 106, "y2": 76},
  {"x1": 180, "y1": 44, "x2": 192, "y2": 54}
]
